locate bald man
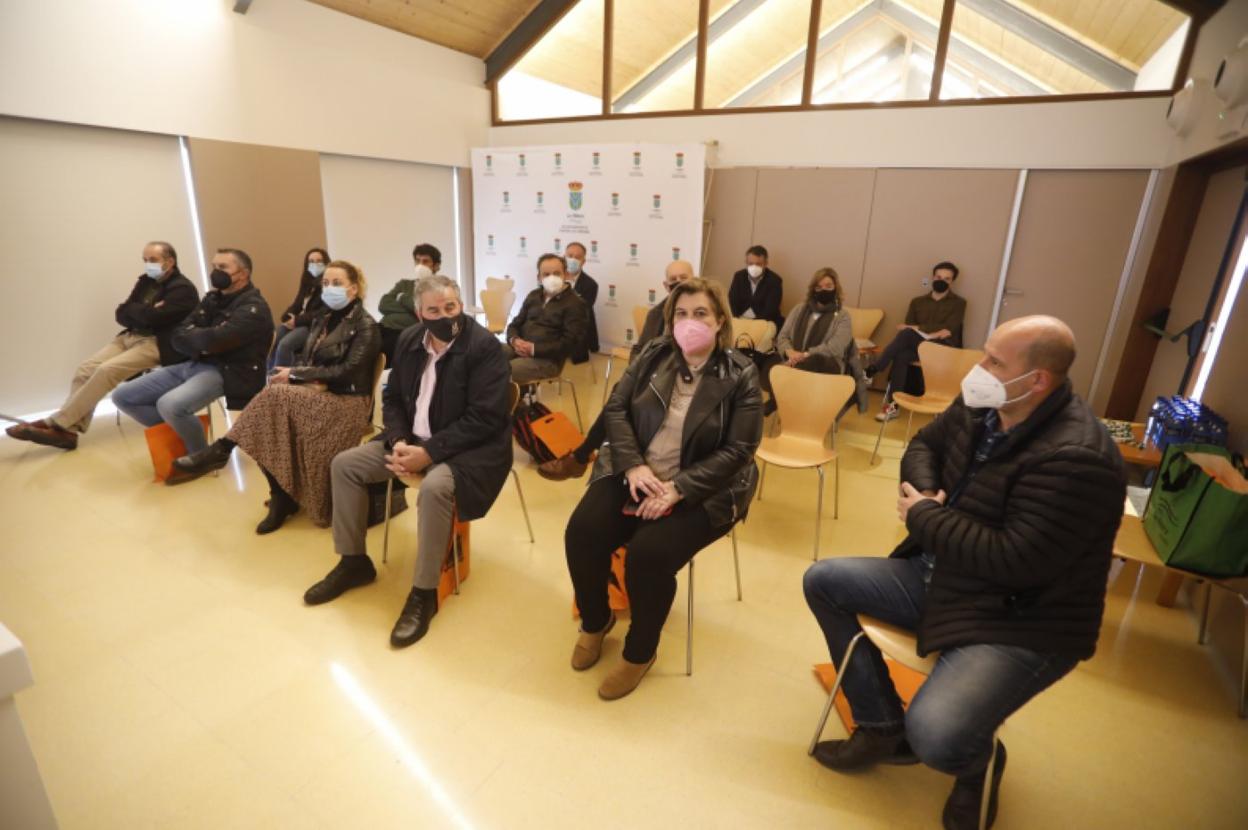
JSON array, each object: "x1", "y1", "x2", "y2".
[
  {"x1": 803, "y1": 316, "x2": 1125, "y2": 830},
  {"x1": 537, "y1": 260, "x2": 695, "y2": 481}
]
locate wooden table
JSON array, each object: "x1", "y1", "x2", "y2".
[{"x1": 1116, "y1": 423, "x2": 1163, "y2": 468}]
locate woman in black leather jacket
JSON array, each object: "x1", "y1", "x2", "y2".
[
  {"x1": 565, "y1": 278, "x2": 763, "y2": 700},
  {"x1": 170, "y1": 260, "x2": 382, "y2": 533}
]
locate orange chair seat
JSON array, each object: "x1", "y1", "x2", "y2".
[{"x1": 757, "y1": 435, "x2": 837, "y2": 469}]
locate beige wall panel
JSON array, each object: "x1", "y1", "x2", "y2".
[
  {"x1": 702, "y1": 168, "x2": 758, "y2": 292},
  {"x1": 189, "y1": 138, "x2": 328, "y2": 324},
  {"x1": 1000, "y1": 169, "x2": 1150, "y2": 398},
  {"x1": 859, "y1": 169, "x2": 1019, "y2": 350},
  {"x1": 0, "y1": 116, "x2": 197, "y2": 416},
  {"x1": 751, "y1": 168, "x2": 877, "y2": 315},
  {"x1": 1136, "y1": 166, "x2": 1246, "y2": 420}
]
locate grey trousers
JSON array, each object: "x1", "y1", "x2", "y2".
[
  {"x1": 330, "y1": 441, "x2": 456, "y2": 590},
  {"x1": 502, "y1": 345, "x2": 560, "y2": 384}
]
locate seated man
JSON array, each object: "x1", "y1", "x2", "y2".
[
  {"x1": 304, "y1": 275, "x2": 512, "y2": 648},
  {"x1": 112, "y1": 248, "x2": 273, "y2": 455},
  {"x1": 565, "y1": 241, "x2": 599, "y2": 365},
  {"x1": 867, "y1": 260, "x2": 966, "y2": 422},
  {"x1": 803, "y1": 315, "x2": 1125, "y2": 830},
  {"x1": 503, "y1": 254, "x2": 589, "y2": 385},
  {"x1": 7, "y1": 241, "x2": 199, "y2": 450},
  {"x1": 728, "y1": 244, "x2": 784, "y2": 329},
  {"x1": 538, "y1": 259, "x2": 693, "y2": 481},
  {"x1": 378, "y1": 243, "x2": 441, "y2": 364}
]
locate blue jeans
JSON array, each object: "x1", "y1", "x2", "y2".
[
  {"x1": 112, "y1": 361, "x2": 225, "y2": 453},
  {"x1": 803, "y1": 556, "x2": 1078, "y2": 777},
  {"x1": 269, "y1": 325, "x2": 310, "y2": 370}
]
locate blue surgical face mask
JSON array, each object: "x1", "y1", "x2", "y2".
[
  {"x1": 321, "y1": 284, "x2": 350, "y2": 310},
  {"x1": 144, "y1": 262, "x2": 165, "y2": 279},
  {"x1": 307, "y1": 262, "x2": 326, "y2": 278}
]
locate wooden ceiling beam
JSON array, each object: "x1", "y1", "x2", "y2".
[{"x1": 486, "y1": 0, "x2": 582, "y2": 83}]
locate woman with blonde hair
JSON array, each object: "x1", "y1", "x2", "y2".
[
  {"x1": 564, "y1": 278, "x2": 762, "y2": 700},
  {"x1": 761, "y1": 267, "x2": 860, "y2": 415},
  {"x1": 168, "y1": 260, "x2": 382, "y2": 533}
]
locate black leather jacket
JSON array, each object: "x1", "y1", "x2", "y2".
[
  {"x1": 290, "y1": 301, "x2": 382, "y2": 395},
  {"x1": 171, "y1": 284, "x2": 274, "y2": 410},
  {"x1": 591, "y1": 338, "x2": 763, "y2": 528}
]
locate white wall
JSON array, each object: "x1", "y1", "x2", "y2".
[
  {"x1": 0, "y1": 0, "x2": 490, "y2": 168},
  {"x1": 0, "y1": 117, "x2": 199, "y2": 417},
  {"x1": 490, "y1": 96, "x2": 1175, "y2": 169},
  {"x1": 1167, "y1": 0, "x2": 1248, "y2": 165},
  {"x1": 1135, "y1": 18, "x2": 1189, "y2": 92},
  {"x1": 319, "y1": 154, "x2": 457, "y2": 321}
]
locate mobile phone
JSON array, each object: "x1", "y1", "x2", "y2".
[{"x1": 622, "y1": 499, "x2": 642, "y2": 516}]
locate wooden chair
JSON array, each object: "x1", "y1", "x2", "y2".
[
  {"x1": 755, "y1": 369, "x2": 856, "y2": 561},
  {"x1": 480, "y1": 287, "x2": 514, "y2": 336},
  {"x1": 682, "y1": 527, "x2": 742, "y2": 675},
  {"x1": 485, "y1": 277, "x2": 514, "y2": 293},
  {"x1": 870, "y1": 343, "x2": 984, "y2": 465},
  {"x1": 600, "y1": 306, "x2": 653, "y2": 404},
  {"x1": 808, "y1": 615, "x2": 1001, "y2": 830},
  {"x1": 731, "y1": 317, "x2": 777, "y2": 354},
  {"x1": 843, "y1": 306, "x2": 884, "y2": 355}
]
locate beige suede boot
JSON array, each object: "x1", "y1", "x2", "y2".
[
  {"x1": 570, "y1": 613, "x2": 616, "y2": 671},
  {"x1": 597, "y1": 655, "x2": 656, "y2": 700}
]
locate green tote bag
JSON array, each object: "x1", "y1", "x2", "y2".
[{"x1": 1143, "y1": 443, "x2": 1248, "y2": 578}]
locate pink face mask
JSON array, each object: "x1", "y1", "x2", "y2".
[{"x1": 673, "y1": 318, "x2": 716, "y2": 355}]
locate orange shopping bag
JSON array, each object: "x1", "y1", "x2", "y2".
[
  {"x1": 436, "y1": 516, "x2": 471, "y2": 604},
  {"x1": 530, "y1": 411, "x2": 583, "y2": 460},
  {"x1": 143, "y1": 416, "x2": 212, "y2": 482},
  {"x1": 812, "y1": 660, "x2": 929, "y2": 732},
  {"x1": 572, "y1": 546, "x2": 631, "y2": 618}
]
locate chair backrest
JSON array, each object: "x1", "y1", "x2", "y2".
[
  {"x1": 485, "y1": 277, "x2": 514, "y2": 293},
  {"x1": 731, "y1": 317, "x2": 777, "y2": 353},
  {"x1": 917, "y1": 342, "x2": 985, "y2": 402},
  {"x1": 480, "y1": 288, "x2": 514, "y2": 332},
  {"x1": 508, "y1": 381, "x2": 521, "y2": 415},
  {"x1": 770, "y1": 367, "x2": 855, "y2": 444},
  {"x1": 843, "y1": 306, "x2": 883, "y2": 341},
  {"x1": 365, "y1": 351, "x2": 387, "y2": 429},
  {"x1": 632, "y1": 305, "x2": 650, "y2": 340}
]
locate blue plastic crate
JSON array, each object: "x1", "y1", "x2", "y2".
[{"x1": 1145, "y1": 396, "x2": 1228, "y2": 452}]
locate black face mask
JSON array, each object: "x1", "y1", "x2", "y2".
[
  {"x1": 932, "y1": 279, "x2": 950, "y2": 294},
  {"x1": 210, "y1": 269, "x2": 232, "y2": 291},
  {"x1": 813, "y1": 289, "x2": 838, "y2": 308},
  {"x1": 424, "y1": 313, "x2": 463, "y2": 342}
]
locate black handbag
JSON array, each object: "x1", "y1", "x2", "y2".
[{"x1": 366, "y1": 478, "x2": 408, "y2": 528}]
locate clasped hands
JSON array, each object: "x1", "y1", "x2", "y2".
[
  {"x1": 386, "y1": 440, "x2": 433, "y2": 478},
  {"x1": 625, "y1": 464, "x2": 681, "y2": 520},
  {"x1": 511, "y1": 337, "x2": 536, "y2": 358},
  {"x1": 784, "y1": 349, "x2": 808, "y2": 367},
  {"x1": 897, "y1": 481, "x2": 947, "y2": 523}
]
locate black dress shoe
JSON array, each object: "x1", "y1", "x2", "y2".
[
  {"x1": 943, "y1": 741, "x2": 1007, "y2": 830},
  {"x1": 304, "y1": 555, "x2": 377, "y2": 605},
  {"x1": 813, "y1": 726, "x2": 918, "y2": 771},
  {"x1": 255, "y1": 491, "x2": 298, "y2": 534},
  {"x1": 167, "y1": 441, "x2": 232, "y2": 485},
  {"x1": 390, "y1": 587, "x2": 439, "y2": 648}
]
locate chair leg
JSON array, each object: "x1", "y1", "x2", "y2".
[
  {"x1": 511, "y1": 467, "x2": 535, "y2": 542},
  {"x1": 602, "y1": 356, "x2": 614, "y2": 406},
  {"x1": 567, "y1": 379, "x2": 583, "y2": 432},
  {"x1": 979, "y1": 730, "x2": 1000, "y2": 830},
  {"x1": 808, "y1": 631, "x2": 864, "y2": 754},
  {"x1": 731, "y1": 527, "x2": 742, "y2": 602},
  {"x1": 834, "y1": 456, "x2": 840, "y2": 521},
  {"x1": 814, "y1": 465, "x2": 825, "y2": 562},
  {"x1": 870, "y1": 411, "x2": 888, "y2": 466},
  {"x1": 382, "y1": 477, "x2": 394, "y2": 565},
  {"x1": 1199, "y1": 581, "x2": 1213, "y2": 644},
  {"x1": 451, "y1": 528, "x2": 461, "y2": 596},
  {"x1": 686, "y1": 559, "x2": 695, "y2": 677},
  {"x1": 903, "y1": 409, "x2": 915, "y2": 446},
  {"x1": 1239, "y1": 594, "x2": 1248, "y2": 718},
  {"x1": 757, "y1": 460, "x2": 767, "y2": 501}
]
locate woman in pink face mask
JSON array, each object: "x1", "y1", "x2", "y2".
[{"x1": 563, "y1": 278, "x2": 763, "y2": 701}]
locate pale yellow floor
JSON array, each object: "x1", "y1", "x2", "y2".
[{"x1": 2, "y1": 357, "x2": 1246, "y2": 829}]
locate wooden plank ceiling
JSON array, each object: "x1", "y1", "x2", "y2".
[{"x1": 305, "y1": 0, "x2": 541, "y2": 58}]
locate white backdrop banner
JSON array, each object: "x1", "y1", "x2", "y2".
[{"x1": 470, "y1": 142, "x2": 706, "y2": 350}]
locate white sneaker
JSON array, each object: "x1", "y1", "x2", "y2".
[{"x1": 875, "y1": 403, "x2": 899, "y2": 422}]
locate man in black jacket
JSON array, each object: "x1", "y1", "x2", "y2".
[
  {"x1": 7, "y1": 242, "x2": 199, "y2": 450},
  {"x1": 727, "y1": 244, "x2": 784, "y2": 329},
  {"x1": 565, "y1": 241, "x2": 599, "y2": 364},
  {"x1": 305, "y1": 274, "x2": 512, "y2": 649},
  {"x1": 113, "y1": 248, "x2": 272, "y2": 455},
  {"x1": 803, "y1": 316, "x2": 1125, "y2": 830},
  {"x1": 504, "y1": 253, "x2": 589, "y2": 384}
]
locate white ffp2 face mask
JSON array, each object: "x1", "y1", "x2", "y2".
[
  {"x1": 414, "y1": 264, "x2": 434, "y2": 281},
  {"x1": 746, "y1": 265, "x2": 764, "y2": 279},
  {"x1": 541, "y1": 275, "x2": 565, "y2": 294},
  {"x1": 961, "y1": 363, "x2": 1037, "y2": 409}
]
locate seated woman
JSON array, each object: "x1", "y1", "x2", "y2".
[
  {"x1": 564, "y1": 278, "x2": 763, "y2": 701},
  {"x1": 270, "y1": 247, "x2": 330, "y2": 370},
  {"x1": 169, "y1": 260, "x2": 382, "y2": 534},
  {"x1": 761, "y1": 267, "x2": 863, "y2": 415}
]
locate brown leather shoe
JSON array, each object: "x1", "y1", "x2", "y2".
[
  {"x1": 597, "y1": 654, "x2": 656, "y2": 700},
  {"x1": 538, "y1": 453, "x2": 589, "y2": 481},
  {"x1": 570, "y1": 613, "x2": 616, "y2": 671},
  {"x1": 6, "y1": 422, "x2": 77, "y2": 450}
]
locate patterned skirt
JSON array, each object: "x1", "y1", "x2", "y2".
[{"x1": 228, "y1": 384, "x2": 371, "y2": 527}]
